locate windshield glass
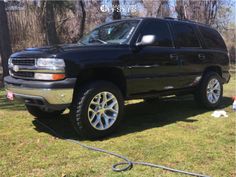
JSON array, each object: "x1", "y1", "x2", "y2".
[{"x1": 79, "y1": 20, "x2": 139, "y2": 45}]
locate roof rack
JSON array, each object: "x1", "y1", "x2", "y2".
[
  {"x1": 164, "y1": 17, "x2": 176, "y2": 20},
  {"x1": 163, "y1": 17, "x2": 209, "y2": 26},
  {"x1": 181, "y1": 19, "x2": 210, "y2": 26}
]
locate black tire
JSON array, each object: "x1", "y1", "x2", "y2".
[
  {"x1": 26, "y1": 105, "x2": 65, "y2": 119},
  {"x1": 194, "y1": 72, "x2": 223, "y2": 109},
  {"x1": 70, "y1": 81, "x2": 124, "y2": 139}
]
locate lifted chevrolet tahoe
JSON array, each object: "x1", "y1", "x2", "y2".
[{"x1": 4, "y1": 18, "x2": 230, "y2": 138}]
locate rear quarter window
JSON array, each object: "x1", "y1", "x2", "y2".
[
  {"x1": 172, "y1": 23, "x2": 200, "y2": 48},
  {"x1": 199, "y1": 26, "x2": 227, "y2": 50}
]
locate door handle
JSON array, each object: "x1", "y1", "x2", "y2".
[{"x1": 198, "y1": 54, "x2": 206, "y2": 60}]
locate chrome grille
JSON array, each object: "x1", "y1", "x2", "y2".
[
  {"x1": 11, "y1": 71, "x2": 34, "y2": 78},
  {"x1": 9, "y1": 58, "x2": 36, "y2": 79},
  {"x1": 9, "y1": 57, "x2": 65, "y2": 80},
  {"x1": 11, "y1": 58, "x2": 35, "y2": 66}
]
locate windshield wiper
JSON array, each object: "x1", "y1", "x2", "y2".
[
  {"x1": 79, "y1": 38, "x2": 111, "y2": 45},
  {"x1": 78, "y1": 41, "x2": 85, "y2": 45},
  {"x1": 93, "y1": 38, "x2": 108, "y2": 44}
]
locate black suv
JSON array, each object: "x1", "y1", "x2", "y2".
[{"x1": 4, "y1": 17, "x2": 230, "y2": 138}]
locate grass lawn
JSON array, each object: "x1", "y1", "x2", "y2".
[{"x1": 0, "y1": 75, "x2": 235, "y2": 177}]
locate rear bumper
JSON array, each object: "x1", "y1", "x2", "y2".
[{"x1": 4, "y1": 76, "x2": 76, "y2": 108}]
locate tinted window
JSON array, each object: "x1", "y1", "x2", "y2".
[
  {"x1": 79, "y1": 20, "x2": 139, "y2": 45},
  {"x1": 141, "y1": 20, "x2": 172, "y2": 47},
  {"x1": 172, "y1": 23, "x2": 200, "y2": 47},
  {"x1": 199, "y1": 26, "x2": 226, "y2": 50}
]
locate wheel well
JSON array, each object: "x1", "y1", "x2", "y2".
[
  {"x1": 75, "y1": 67, "x2": 127, "y2": 96},
  {"x1": 203, "y1": 66, "x2": 222, "y2": 77}
]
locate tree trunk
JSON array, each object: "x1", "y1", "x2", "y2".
[
  {"x1": 175, "y1": 0, "x2": 187, "y2": 19},
  {"x1": 45, "y1": 1, "x2": 59, "y2": 45},
  {"x1": 112, "y1": 0, "x2": 121, "y2": 20},
  {"x1": 0, "y1": 0, "x2": 12, "y2": 81},
  {"x1": 157, "y1": 0, "x2": 170, "y2": 17},
  {"x1": 78, "y1": 0, "x2": 86, "y2": 39}
]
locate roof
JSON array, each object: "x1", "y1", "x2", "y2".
[
  {"x1": 114, "y1": 17, "x2": 210, "y2": 28},
  {"x1": 95, "y1": 17, "x2": 212, "y2": 31}
]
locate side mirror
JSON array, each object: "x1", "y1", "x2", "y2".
[{"x1": 136, "y1": 35, "x2": 156, "y2": 46}]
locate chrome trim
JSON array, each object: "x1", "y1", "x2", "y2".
[
  {"x1": 11, "y1": 57, "x2": 36, "y2": 60},
  {"x1": 5, "y1": 83, "x2": 73, "y2": 105},
  {"x1": 128, "y1": 64, "x2": 160, "y2": 69},
  {"x1": 9, "y1": 65, "x2": 65, "y2": 73},
  {"x1": 9, "y1": 58, "x2": 65, "y2": 80},
  {"x1": 10, "y1": 57, "x2": 36, "y2": 61}
]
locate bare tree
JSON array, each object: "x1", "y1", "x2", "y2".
[
  {"x1": 175, "y1": 0, "x2": 219, "y2": 24},
  {"x1": 0, "y1": 0, "x2": 12, "y2": 80},
  {"x1": 203, "y1": 0, "x2": 218, "y2": 25},
  {"x1": 84, "y1": 1, "x2": 107, "y2": 33},
  {"x1": 186, "y1": 0, "x2": 218, "y2": 25},
  {"x1": 112, "y1": 0, "x2": 121, "y2": 20},
  {"x1": 211, "y1": 0, "x2": 233, "y2": 31},
  {"x1": 175, "y1": 0, "x2": 187, "y2": 19},
  {"x1": 142, "y1": 0, "x2": 170, "y2": 17},
  {"x1": 157, "y1": 0, "x2": 170, "y2": 17},
  {"x1": 43, "y1": 0, "x2": 59, "y2": 45},
  {"x1": 142, "y1": 0, "x2": 160, "y2": 17},
  {"x1": 76, "y1": 0, "x2": 86, "y2": 39}
]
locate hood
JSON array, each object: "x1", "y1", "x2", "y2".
[
  {"x1": 10, "y1": 43, "x2": 129, "y2": 59},
  {"x1": 10, "y1": 44, "x2": 83, "y2": 58}
]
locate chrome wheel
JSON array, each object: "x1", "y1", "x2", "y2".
[
  {"x1": 206, "y1": 78, "x2": 221, "y2": 104},
  {"x1": 88, "y1": 91, "x2": 119, "y2": 130}
]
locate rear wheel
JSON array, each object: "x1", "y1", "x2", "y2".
[
  {"x1": 26, "y1": 105, "x2": 65, "y2": 119},
  {"x1": 70, "y1": 81, "x2": 124, "y2": 139},
  {"x1": 194, "y1": 72, "x2": 223, "y2": 109}
]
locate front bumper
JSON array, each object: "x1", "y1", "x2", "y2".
[{"x1": 4, "y1": 76, "x2": 76, "y2": 108}]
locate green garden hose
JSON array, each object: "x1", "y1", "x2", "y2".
[{"x1": 36, "y1": 119, "x2": 211, "y2": 177}]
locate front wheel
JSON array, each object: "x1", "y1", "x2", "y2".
[
  {"x1": 194, "y1": 72, "x2": 223, "y2": 109},
  {"x1": 70, "y1": 81, "x2": 124, "y2": 139},
  {"x1": 26, "y1": 105, "x2": 65, "y2": 119}
]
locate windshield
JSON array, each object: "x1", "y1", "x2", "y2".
[{"x1": 79, "y1": 20, "x2": 139, "y2": 45}]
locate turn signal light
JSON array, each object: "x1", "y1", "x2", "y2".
[
  {"x1": 52, "y1": 74, "x2": 65, "y2": 80},
  {"x1": 34, "y1": 73, "x2": 65, "y2": 80}
]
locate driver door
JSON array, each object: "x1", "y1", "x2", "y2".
[{"x1": 127, "y1": 19, "x2": 181, "y2": 95}]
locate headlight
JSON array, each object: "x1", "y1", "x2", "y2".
[
  {"x1": 35, "y1": 58, "x2": 65, "y2": 80},
  {"x1": 36, "y1": 58, "x2": 65, "y2": 68},
  {"x1": 8, "y1": 58, "x2": 12, "y2": 67}
]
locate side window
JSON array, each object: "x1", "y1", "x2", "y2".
[
  {"x1": 141, "y1": 20, "x2": 172, "y2": 47},
  {"x1": 199, "y1": 26, "x2": 226, "y2": 50},
  {"x1": 172, "y1": 23, "x2": 200, "y2": 47}
]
